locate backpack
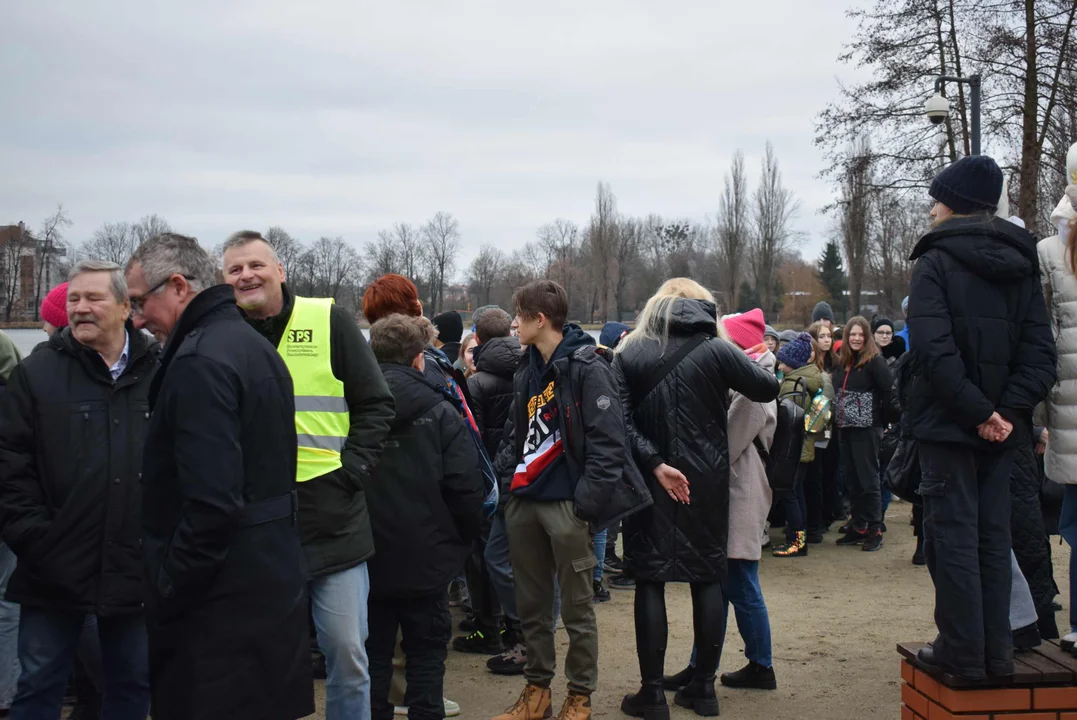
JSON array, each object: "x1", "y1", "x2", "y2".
[{"x1": 753, "y1": 378, "x2": 807, "y2": 493}]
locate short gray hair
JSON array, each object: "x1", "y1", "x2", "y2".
[
  {"x1": 221, "y1": 230, "x2": 280, "y2": 263},
  {"x1": 69, "y1": 259, "x2": 127, "y2": 303},
  {"x1": 127, "y1": 233, "x2": 217, "y2": 293}
]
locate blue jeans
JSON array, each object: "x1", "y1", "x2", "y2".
[
  {"x1": 10, "y1": 607, "x2": 148, "y2": 720},
  {"x1": 592, "y1": 530, "x2": 607, "y2": 583},
  {"x1": 310, "y1": 562, "x2": 371, "y2": 720},
  {"x1": 1060, "y1": 486, "x2": 1077, "y2": 633},
  {"x1": 690, "y1": 560, "x2": 773, "y2": 669},
  {"x1": 0, "y1": 544, "x2": 19, "y2": 710}
]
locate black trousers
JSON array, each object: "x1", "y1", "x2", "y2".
[
  {"x1": 782, "y1": 464, "x2": 809, "y2": 539},
  {"x1": 634, "y1": 580, "x2": 723, "y2": 685},
  {"x1": 920, "y1": 441, "x2": 1014, "y2": 678},
  {"x1": 465, "y1": 518, "x2": 502, "y2": 633},
  {"x1": 818, "y1": 441, "x2": 843, "y2": 524},
  {"x1": 368, "y1": 591, "x2": 452, "y2": 720},
  {"x1": 839, "y1": 427, "x2": 882, "y2": 531}
]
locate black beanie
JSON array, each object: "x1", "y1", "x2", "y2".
[
  {"x1": 432, "y1": 311, "x2": 463, "y2": 344},
  {"x1": 929, "y1": 155, "x2": 1004, "y2": 215},
  {"x1": 871, "y1": 316, "x2": 894, "y2": 333},
  {"x1": 812, "y1": 301, "x2": 834, "y2": 324}
]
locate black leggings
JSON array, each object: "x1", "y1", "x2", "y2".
[
  {"x1": 782, "y1": 464, "x2": 809, "y2": 540},
  {"x1": 634, "y1": 580, "x2": 724, "y2": 685}
]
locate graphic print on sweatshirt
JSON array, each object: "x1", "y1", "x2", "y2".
[
  {"x1": 511, "y1": 380, "x2": 565, "y2": 493},
  {"x1": 836, "y1": 389, "x2": 875, "y2": 428}
]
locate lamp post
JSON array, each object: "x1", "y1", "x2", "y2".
[{"x1": 925, "y1": 74, "x2": 982, "y2": 156}]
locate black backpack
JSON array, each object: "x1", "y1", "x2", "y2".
[{"x1": 754, "y1": 378, "x2": 807, "y2": 493}]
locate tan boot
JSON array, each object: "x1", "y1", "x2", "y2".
[
  {"x1": 554, "y1": 693, "x2": 591, "y2": 720},
  {"x1": 493, "y1": 685, "x2": 552, "y2": 720}
]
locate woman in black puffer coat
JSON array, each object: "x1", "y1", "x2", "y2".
[{"x1": 612, "y1": 279, "x2": 779, "y2": 720}]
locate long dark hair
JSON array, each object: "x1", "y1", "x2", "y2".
[
  {"x1": 808, "y1": 321, "x2": 838, "y2": 372},
  {"x1": 838, "y1": 316, "x2": 880, "y2": 369}
]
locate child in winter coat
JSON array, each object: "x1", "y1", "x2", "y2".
[{"x1": 772, "y1": 333, "x2": 834, "y2": 557}]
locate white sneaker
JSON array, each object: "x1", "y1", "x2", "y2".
[
  {"x1": 761, "y1": 522, "x2": 772, "y2": 549},
  {"x1": 1063, "y1": 632, "x2": 1077, "y2": 651},
  {"x1": 395, "y1": 699, "x2": 460, "y2": 717}
]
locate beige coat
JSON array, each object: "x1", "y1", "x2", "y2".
[
  {"x1": 1039, "y1": 198, "x2": 1077, "y2": 483},
  {"x1": 726, "y1": 350, "x2": 778, "y2": 561}
]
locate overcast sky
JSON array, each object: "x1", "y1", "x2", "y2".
[{"x1": 2, "y1": 1, "x2": 863, "y2": 273}]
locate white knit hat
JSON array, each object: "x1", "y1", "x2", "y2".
[{"x1": 1068, "y1": 141, "x2": 1077, "y2": 186}]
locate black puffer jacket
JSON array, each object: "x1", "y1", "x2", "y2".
[
  {"x1": 366, "y1": 364, "x2": 484, "y2": 598},
  {"x1": 907, "y1": 216, "x2": 1057, "y2": 445},
  {"x1": 612, "y1": 299, "x2": 780, "y2": 582},
  {"x1": 467, "y1": 336, "x2": 522, "y2": 459},
  {"x1": 832, "y1": 354, "x2": 893, "y2": 429},
  {"x1": 0, "y1": 326, "x2": 158, "y2": 615}
]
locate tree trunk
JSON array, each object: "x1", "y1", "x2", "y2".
[{"x1": 1017, "y1": 0, "x2": 1040, "y2": 224}]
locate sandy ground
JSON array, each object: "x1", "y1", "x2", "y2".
[{"x1": 295, "y1": 498, "x2": 1067, "y2": 720}]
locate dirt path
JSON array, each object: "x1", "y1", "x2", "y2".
[{"x1": 304, "y1": 499, "x2": 1069, "y2": 720}]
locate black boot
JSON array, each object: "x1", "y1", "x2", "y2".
[
  {"x1": 912, "y1": 536, "x2": 926, "y2": 566},
  {"x1": 662, "y1": 665, "x2": 694, "y2": 691},
  {"x1": 674, "y1": 679, "x2": 720, "y2": 717},
  {"x1": 720, "y1": 661, "x2": 777, "y2": 690},
  {"x1": 621, "y1": 683, "x2": 670, "y2": 720}
]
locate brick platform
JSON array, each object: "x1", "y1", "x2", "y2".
[{"x1": 899, "y1": 642, "x2": 1077, "y2": 719}]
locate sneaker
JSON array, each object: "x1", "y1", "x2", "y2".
[
  {"x1": 761, "y1": 521, "x2": 771, "y2": 548},
  {"x1": 720, "y1": 661, "x2": 777, "y2": 690},
  {"x1": 603, "y1": 554, "x2": 625, "y2": 573},
  {"x1": 555, "y1": 693, "x2": 591, "y2": 720},
  {"x1": 448, "y1": 579, "x2": 470, "y2": 608},
  {"x1": 1061, "y1": 632, "x2": 1077, "y2": 651},
  {"x1": 610, "y1": 575, "x2": 635, "y2": 590},
  {"x1": 494, "y1": 684, "x2": 552, "y2": 720},
  {"x1": 452, "y1": 628, "x2": 504, "y2": 655},
  {"x1": 459, "y1": 613, "x2": 477, "y2": 633},
  {"x1": 593, "y1": 579, "x2": 611, "y2": 603},
  {"x1": 835, "y1": 527, "x2": 868, "y2": 545},
  {"x1": 862, "y1": 530, "x2": 884, "y2": 552},
  {"x1": 488, "y1": 642, "x2": 527, "y2": 675},
  {"x1": 394, "y1": 699, "x2": 460, "y2": 717}
]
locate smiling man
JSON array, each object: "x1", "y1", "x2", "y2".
[
  {"x1": 221, "y1": 230, "x2": 394, "y2": 720},
  {"x1": 0, "y1": 260, "x2": 157, "y2": 719}
]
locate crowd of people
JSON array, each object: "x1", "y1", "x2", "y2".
[{"x1": 0, "y1": 145, "x2": 1073, "y2": 720}]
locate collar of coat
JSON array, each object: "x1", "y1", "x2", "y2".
[
  {"x1": 239, "y1": 283, "x2": 296, "y2": 345},
  {"x1": 159, "y1": 285, "x2": 240, "y2": 369}
]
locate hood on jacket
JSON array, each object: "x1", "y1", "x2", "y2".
[
  {"x1": 1052, "y1": 192, "x2": 1076, "y2": 240},
  {"x1": 527, "y1": 323, "x2": 596, "y2": 377},
  {"x1": 380, "y1": 362, "x2": 451, "y2": 429},
  {"x1": 910, "y1": 215, "x2": 1039, "y2": 282},
  {"x1": 666, "y1": 298, "x2": 720, "y2": 336},
  {"x1": 474, "y1": 335, "x2": 523, "y2": 378}
]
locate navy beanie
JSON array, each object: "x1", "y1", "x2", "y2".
[
  {"x1": 812, "y1": 301, "x2": 834, "y2": 324},
  {"x1": 777, "y1": 332, "x2": 814, "y2": 369},
  {"x1": 599, "y1": 321, "x2": 630, "y2": 349},
  {"x1": 929, "y1": 155, "x2": 1004, "y2": 215}
]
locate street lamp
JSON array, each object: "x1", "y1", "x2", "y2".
[{"x1": 924, "y1": 74, "x2": 982, "y2": 156}]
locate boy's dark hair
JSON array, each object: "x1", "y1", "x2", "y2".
[
  {"x1": 512, "y1": 280, "x2": 568, "y2": 328},
  {"x1": 370, "y1": 314, "x2": 436, "y2": 366},
  {"x1": 475, "y1": 308, "x2": 512, "y2": 343}
]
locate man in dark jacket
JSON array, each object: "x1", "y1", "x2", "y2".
[
  {"x1": 222, "y1": 231, "x2": 394, "y2": 720},
  {"x1": 126, "y1": 233, "x2": 313, "y2": 720},
  {"x1": 0, "y1": 260, "x2": 156, "y2": 718},
  {"x1": 433, "y1": 311, "x2": 464, "y2": 371},
  {"x1": 459, "y1": 309, "x2": 524, "y2": 661},
  {"x1": 366, "y1": 314, "x2": 484, "y2": 720},
  {"x1": 492, "y1": 280, "x2": 651, "y2": 720},
  {"x1": 907, "y1": 156, "x2": 1057, "y2": 680}
]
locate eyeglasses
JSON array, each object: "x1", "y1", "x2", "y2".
[
  {"x1": 130, "y1": 275, "x2": 192, "y2": 315},
  {"x1": 876, "y1": 330, "x2": 893, "y2": 336}
]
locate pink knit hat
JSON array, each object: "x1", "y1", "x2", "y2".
[
  {"x1": 40, "y1": 282, "x2": 69, "y2": 329},
  {"x1": 722, "y1": 308, "x2": 766, "y2": 351}
]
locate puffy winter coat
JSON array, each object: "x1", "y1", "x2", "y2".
[
  {"x1": 726, "y1": 350, "x2": 777, "y2": 562},
  {"x1": 467, "y1": 336, "x2": 522, "y2": 459},
  {"x1": 1039, "y1": 217, "x2": 1077, "y2": 483},
  {"x1": 0, "y1": 326, "x2": 158, "y2": 615},
  {"x1": 907, "y1": 215, "x2": 1056, "y2": 446},
  {"x1": 366, "y1": 364, "x2": 484, "y2": 598},
  {"x1": 613, "y1": 299, "x2": 780, "y2": 582}
]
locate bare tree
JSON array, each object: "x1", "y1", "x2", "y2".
[
  {"x1": 586, "y1": 183, "x2": 618, "y2": 321},
  {"x1": 716, "y1": 150, "x2": 750, "y2": 309},
  {"x1": 869, "y1": 192, "x2": 921, "y2": 316},
  {"x1": 1, "y1": 223, "x2": 31, "y2": 321},
  {"x1": 131, "y1": 214, "x2": 172, "y2": 245},
  {"x1": 836, "y1": 137, "x2": 875, "y2": 314},
  {"x1": 750, "y1": 144, "x2": 800, "y2": 314},
  {"x1": 34, "y1": 205, "x2": 72, "y2": 317},
  {"x1": 467, "y1": 245, "x2": 506, "y2": 306},
  {"x1": 537, "y1": 219, "x2": 580, "y2": 301},
  {"x1": 365, "y1": 231, "x2": 399, "y2": 280},
  {"x1": 308, "y1": 237, "x2": 362, "y2": 300},
  {"x1": 83, "y1": 221, "x2": 136, "y2": 265},
  {"x1": 264, "y1": 226, "x2": 304, "y2": 276},
  {"x1": 422, "y1": 212, "x2": 461, "y2": 314},
  {"x1": 613, "y1": 218, "x2": 642, "y2": 318}
]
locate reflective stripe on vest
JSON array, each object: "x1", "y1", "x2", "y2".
[{"x1": 278, "y1": 297, "x2": 348, "y2": 482}]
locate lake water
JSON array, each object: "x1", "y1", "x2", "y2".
[{"x1": 4, "y1": 327, "x2": 603, "y2": 358}]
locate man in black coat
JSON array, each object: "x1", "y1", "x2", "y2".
[
  {"x1": 0, "y1": 260, "x2": 156, "y2": 718},
  {"x1": 125, "y1": 234, "x2": 313, "y2": 720},
  {"x1": 222, "y1": 231, "x2": 395, "y2": 720},
  {"x1": 365, "y1": 314, "x2": 485, "y2": 720},
  {"x1": 907, "y1": 156, "x2": 1057, "y2": 680}
]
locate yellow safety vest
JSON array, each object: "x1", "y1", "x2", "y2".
[{"x1": 277, "y1": 296, "x2": 348, "y2": 482}]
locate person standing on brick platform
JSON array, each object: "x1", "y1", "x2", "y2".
[{"x1": 908, "y1": 155, "x2": 1056, "y2": 679}]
